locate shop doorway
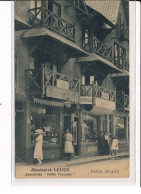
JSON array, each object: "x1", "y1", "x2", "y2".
[
  {"x1": 15, "y1": 111, "x2": 24, "y2": 162},
  {"x1": 64, "y1": 115, "x2": 71, "y2": 133},
  {"x1": 64, "y1": 114, "x2": 79, "y2": 156}
]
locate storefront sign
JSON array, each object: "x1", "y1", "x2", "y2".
[
  {"x1": 79, "y1": 96, "x2": 92, "y2": 104},
  {"x1": 57, "y1": 80, "x2": 69, "y2": 90},
  {"x1": 46, "y1": 85, "x2": 79, "y2": 103}
]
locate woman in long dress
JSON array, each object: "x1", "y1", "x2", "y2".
[
  {"x1": 103, "y1": 131, "x2": 110, "y2": 155},
  {"x1": 64, "y1": 129, "x2": 74, "y2": 161},
  {"x1": 98, "y1": 131, "x2": 105, "y2": 155},
  {"x1": 34, "y1": 129, "x2": 43, "y2": 165}
]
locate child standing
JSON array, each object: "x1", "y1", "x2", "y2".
[{"x1": 111, "y1": 136, "x2": 119, "y2": 156}]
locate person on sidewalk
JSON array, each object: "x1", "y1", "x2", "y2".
[
  {"x1": 110, "y1": 136, "x2": 119, "y2": 157},
  {"x1": 103, "y1": 131, "x2": 110, "y2": 155},
  {"x1": 33, "y1": 129, "x2": 44, "y2": 165},
  {"x1": 98, "y1": 131, "x2": 105, "y2": 155},
  {"x1": 64, "y1": 129, "x2": 74, "y2": 161}
]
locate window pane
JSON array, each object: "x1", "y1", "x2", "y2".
[
  {"x1": 82, "y1": 114, "x2": 98, "y2": 142},
  {"x1": 115, "y1": 116, "x2": 125, "y2": 141}
]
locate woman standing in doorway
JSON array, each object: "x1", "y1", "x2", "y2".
[
  {"x1": 33, "y1": 129, "x2": 44, "y2": 165},
  {"x1": 64, "y1": 129, "x2": 74, "y2": 161}
]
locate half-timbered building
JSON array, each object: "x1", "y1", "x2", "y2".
[{"x1": 15, "y1": 0, "x2": 129, "y2": 163}]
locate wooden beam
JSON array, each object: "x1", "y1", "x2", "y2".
[
  {"x1": 30, "y1": 37, "x2": 45, "y2": 55},
  {"x1": 82, "y1": 63, "x2": 92, "y2": 74}
]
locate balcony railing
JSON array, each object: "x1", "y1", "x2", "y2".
[
  {"x1": 82, "y1": 36, "x2": 112, "y2": 62},
  {"x1": 80, "y1": 84, "x2": 116, "y2": 102},
  {"x1": 116, "y1": 23, "x2": 129, "y2": 40},
  {"x1": 116, "y1": 92, "x2": 129, "y2": 111},
  {"x1": 29, "y1": 7, "x2": 75, "y2": 41},
  {"x1": 26, "y1": 65, "x2": 79, "y2": 98},
  {"x1": 114, "y1": 56, "x2": 129, "y2": 71}
]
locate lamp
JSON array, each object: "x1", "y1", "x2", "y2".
[{"x1": 64, "y1": 98, "x2": 72, "y2": 108}]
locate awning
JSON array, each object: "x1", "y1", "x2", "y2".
[
  {"x1": 22, "y1": 27, "x2": 88, "y2": 58},
  {"x1": 78, "y1": 53, "x2": 122, "y2": 73},
  {"x1": 15, "y1": 14, "x2": 32, "y2": 29},
  {"x1": 82, "y1": 106, "x2": 114, "y2": 116},
  {"x1": 32, "y1": 97, "x2": 64, "y2": 107}
]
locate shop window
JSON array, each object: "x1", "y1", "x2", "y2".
[
  {"x1": 31, "y1": 114, "x2": 58, "y2": 145},
  {"x1": 81, "y1": 114, "x2": 98, "y2": 142},
  {"x1": 115, "y1": 116, "x2": 125, "y2": 141}
]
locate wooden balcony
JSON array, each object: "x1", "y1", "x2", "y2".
[
  {"x1": 116, "y1": 23, "x2": 129, "y2": 41},
  {"x1": 26, "y1": 66, "x2": 79, "y2": 103},
  {"x1": 82, "y1": 36, "x2": 112, "y2": 62},
  {"x1": 114, "y1": 56, "x2": 129, "y2": 71},
  {"x1": 29, "y1": 7, "x2": 75, "y2": 41},
  {"x1": 80, "y1": 84, "x2": 116, "y2": 110},
  {"x1": 116, "y1": 92, "x2": 129, "y2": 112}
]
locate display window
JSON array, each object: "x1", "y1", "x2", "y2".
[
  {"x1": 31, "y1": 114, "x2": 58, "y2": 145},
  {"x1": 81, "y1": 114, "x2": 98, "y2": 142},
  {"x1": 115, "y1": 116, "x2": 125, "y2": 141}
]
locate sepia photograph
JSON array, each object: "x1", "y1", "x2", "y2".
[{"x1": 14, "y1": 0, "x2": 130, "y2": 179}]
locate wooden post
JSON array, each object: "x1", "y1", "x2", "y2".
[
  {"x1": 100, "y1": 115, "x2": 103, "y2": 132},
  {"x1": 25, "y1": 98, "x2": 32, "y2": 163},
  {"x1": 41, "y1": 64, "x2": 44, "y2": 97},
  {"x1": 78, "y1": 107, "x2": 82, "y2": 156},
  {"x1": 106, "y1": 115, "x2": 109, "y2": 135},
  {"x1": 112, "y1": 114, "x2": 116, "y2": 137},
  {"x1": 60, "y1": 107, "x2": 64, "y2": 159},
  {"x1": 92, "y1": 82, "x2": 95, "y2": 106},
  {"x1": 41, "y1": 0, "x2": 44, "y2": 27}
]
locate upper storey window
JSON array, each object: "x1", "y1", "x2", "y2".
[
  {"x1": 114, "y1": 42, "x2": 129, "y2": 71},
  {"x1": 53, "y1": 2, "x2": 61, "y2": 17},
  {"x1": 115, "y1": 12, "x2": 129, "y2": 41},
  {"x1": 48, "y1": 0, "x2": 61, "y2": 16}
]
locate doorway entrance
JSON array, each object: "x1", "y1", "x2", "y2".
[{"x1": 64, "y1": 114, "x2": 79, "y2": 156}]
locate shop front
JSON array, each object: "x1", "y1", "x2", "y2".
[
  {"x1": 81, "y1": 112, "x2": 99, "y2": 157},
  {"x1": 30, "y1": 98, "x2": 80, "y2": 161},
  {"x1": 80, "y1": 108, "x2": 115, "y2": 157},
  {"x1": 30, "y1": 98, "x2": 64, "y2": 161},
  {"x1": 113, "y1": 113, "x2": 129, "y2": 153}
]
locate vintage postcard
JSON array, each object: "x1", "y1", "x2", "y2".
[{"x1": 15, "y1": 0, "x2": 130, "y2": 179}]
